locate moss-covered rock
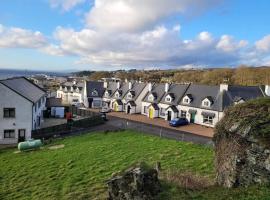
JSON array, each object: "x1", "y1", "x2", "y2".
[{"x1": 213, "y1": 97, "x2": 270, "y2": 188}]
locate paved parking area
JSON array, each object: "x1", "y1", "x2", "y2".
[
  {"x1": 86, "y1": 108, "x2": 214, "y2": 138},
  {"x1": 41, "y1": 118, "x2": 67, "y2": 128}
]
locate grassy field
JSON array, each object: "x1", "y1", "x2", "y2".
[{"x1": 0, "y1": 130, "x2": 269, "y2": 200}]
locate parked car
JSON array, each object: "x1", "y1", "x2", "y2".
[{"x1": 169, "y1": 118, "x2": 189, "y2": 127}]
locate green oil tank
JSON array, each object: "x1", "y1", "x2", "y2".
[{"x1": 18, "y1": 139, "x2": 42, "y2": 151}]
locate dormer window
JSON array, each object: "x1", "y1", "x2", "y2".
[
  {"x1": 203, "y1": 101, "x2": 210, "y2": 107},
  {"x1": 182, "y1": 94, "x2": 192, "y2": 104},
  {"x1": 115, "y1": 92, "x2": 119, "y2": 98},
  {"x1": 165, "y1": 96, "x2": 171, "y2": 103},
  {"x1": 105, "y1": 91, "x2": 110, "y2": 97},
  {"x1": 148, "y1": 94, "x2": 154, "y2": 101},
  {"x1": 202, "y1": 97, "x2": 213, "y2": 107},
  {"x1": 92, "y1": 90, "x2": 98, "y2": 96},
  {"x1": 127, "y1": 94, "x2": 133, "y2": 99},
  {"x1": 183, "y1": 97, "x2": 190, "y2": 104}
]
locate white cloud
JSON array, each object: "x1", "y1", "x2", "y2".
[
  {"x1": 216, "y1": 35, "x2": 248, "y2": 52},
  {"x1": 85, "y1": 0, "x2": 223, "y2": 32},
  {"x1": 46, "y1": 25, "x2": 251, "y2": 68},
  {"x1": 255, "y1": 35, "x2": 270, "y2": 52},
  {"x1": 0, "y1": 24, "x2": 47, "y2": 48},
  {"x1": 49, "y1": 0, "x2": 86, "y2": 11}
]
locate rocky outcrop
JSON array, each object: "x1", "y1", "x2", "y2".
[
  {"x1": 213, "y1": 98, "x2": 270, "y2": 188},
  {"x1": 107, "y1": 163, "x2": 161, "y2": 200}
]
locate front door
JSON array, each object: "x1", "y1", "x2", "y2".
[
  {"x1": 114, "y1": 103, "x2": 118, "y2": 111},
  {"x1": 167, "y1": 111, "x2": 171, "y2": 121},
  {"x1": 127, "y1": 106, "x2": 131, "y2": 114},
  {"x1": 149, "y1": 107, "x2": 154, "y2": 119},
  {"x1": 88, "y1": 98, "x2": 93, "y2": 108},
  {"x1": 190, "y1": 113, "x2": 195, "y2": 123},
  {"x1": 18, "y1": 129, "x2": 25, "y2": 142}
]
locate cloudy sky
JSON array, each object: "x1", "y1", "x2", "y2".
[{"x1": 0, "y1": 0, "x2": 270, "y2": 71}]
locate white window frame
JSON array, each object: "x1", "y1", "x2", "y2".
[
  {"x1": 183, "y1": 97, "x2": 190, "y2": 104},
  {"x1": 92, "y1": 90, "x2": 98, "y2": 96},
  {"x1": 180, "y1": 110, "x2": 187, "y2": 118},
  {"x1": 165, "y1": 95, "x2": 171, "y2": 103},
  {"x1": 203, "y1": 116, "x2": 213, "y2": 124},
  {"x1": 160, "y1": 108, "x2": 166, "y2": 116},
  {"x1": 127, "y1": 93, "x2": 133, "y2": 99},
  {"x1": 143, "y1": 106, "x2": 147, "y2": 114},
  {"x1": 202, "y1": 99, "x2": 211, "y2": 107},
  {"x1": 148, "y1": 94, "x2": 154, "y2": 101}
]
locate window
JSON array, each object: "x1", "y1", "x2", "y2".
[
  {"x1": 203, "y1": 116, "x2": 213, "y2": 124},
  {"x1": 92, "y1": 90, "x2": 98, "y2": 96},
  {"x1": 203, "y1": 100, "x2": 210, "y2": 107},
  {"x1": 180, "y1": 110, "x2": 187, "y2": 118},
  {"x1": 143, "y1": 106, "x2": 147, "y2": 114},
  {"x1": 127, "y1": 94, "x2": 133, "y2": 99},
  {"x1": 4, "y1": 130, "x2": 15, "y2": 138},
  {"x1": 93, "y1": 100, "x2": 101, "y2": 107},
  {"x1": 148, "y1": 94, "x2": 154, "y2": 101},
  {"x1": 3, "y1": 108, "x2": 15, "y2": 118},
  {"x1": 165, "y1": 96, "x2": 171, "y2": 102},
  {"x1": 160, "y1": 108, "x2": 165, "y2": 116},
  {"x1": 183, "y1": 98, "x2": 189, "y2": 104}
]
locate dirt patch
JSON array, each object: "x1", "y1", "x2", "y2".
[{"x1": 48, "y1": 144, "x2": 65, "y2": 150}]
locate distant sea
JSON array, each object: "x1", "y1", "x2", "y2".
[{"x1": 0, "y1": 69, "x2": 68, "y2": 80}]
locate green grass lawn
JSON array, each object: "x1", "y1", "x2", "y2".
[{"x1": 0, "y1": 130, "x2": 269, "y2": 200}]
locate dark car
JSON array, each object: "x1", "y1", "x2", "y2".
[{"x1": 169, "y1": 118, "x2": 189, "y2": 127}]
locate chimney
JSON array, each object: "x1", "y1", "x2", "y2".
[
  {"x1": 148, "y1": 83, "x2": 152, "y2": 92},
  {"x1": 220, "y1": 83, "x2": 228, "y2": 92},
  {"x1": 165, "y1": 83, "x2": 169, "y2": 93},
  {"x1": 265, "y1": 85, "x2": 270, "y2": 96},
  {"x1": 128, "y1": 82, "x2": 132, "y2": 90},
  {"x1": 117, "y1": 82, "x2": 121, "y2": 89},
  {"x1": 103, "y1": 81, "x2": 108, "y2": 89}
]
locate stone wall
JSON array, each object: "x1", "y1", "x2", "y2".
[{"x1": 213, "y1": 98, "x2": 270, "y2": 188}]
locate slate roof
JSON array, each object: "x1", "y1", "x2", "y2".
[
  {"x1": 143, "y1": 83, "x2": 166, "y2": 103},
  {"x1": 112, "y1": 82, "x2": 130, "y2": 98},
  {"x1": 46, "y1": 97, "x2": 68, "y2": 107},
  {"x1": 222, "y1": 86, "x2": 264, "y2": 108},
  {"x1": 86, "y1": 81, "x2": 105, "y2": 97},
  {"x1": 103, "y1": 82, "x2": 118, "y2": 98},
  {"x1": 0, "y1": 77, "x2": 45, "y2": 103},
  {"x1": 179, "y1": 84, "x2": 223, "y2": 111},
  {"x1": 160, "y1": 83, "x2": 189, "y2": 105},
  {"x1": 124, "y1": 82, "x2": 147, "y2": 100}
]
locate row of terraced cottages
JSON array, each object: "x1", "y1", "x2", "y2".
[{"x1": 57, "y1": 80, "x2": 270, "y2": 128}]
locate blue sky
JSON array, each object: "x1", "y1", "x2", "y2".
[{"x1": 0, "y1": 0, "x2": 270, "y2": 71}]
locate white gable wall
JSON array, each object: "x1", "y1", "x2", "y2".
[{"x1": 0, "y1": 84, "x2": 33, "y2": 144}]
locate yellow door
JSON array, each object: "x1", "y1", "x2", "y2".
[
  {"x1": 149, "y1": 107, "x2": 154, "y2": 119},
  {"x1": 114, "y1": 103, "x2": 118, "y2": 111}
]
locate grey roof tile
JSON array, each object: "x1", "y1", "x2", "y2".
[{"x1": 0, "y1": 77, "x2": 45, "y2": 103}]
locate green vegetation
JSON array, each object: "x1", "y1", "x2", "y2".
[
  {"x1": 214, "y1": 98, "x2": 270, "y2": 144},
  {"x1": 1, "y1": 130, "x2": 270, "y2": 199},
  {"x1": 75, "y1": 66, "x2": 270, "y2": 86}
]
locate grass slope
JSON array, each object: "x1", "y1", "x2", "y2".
[{"x1": 0, "y1": 130, "x2": 269, "y2": 199}]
